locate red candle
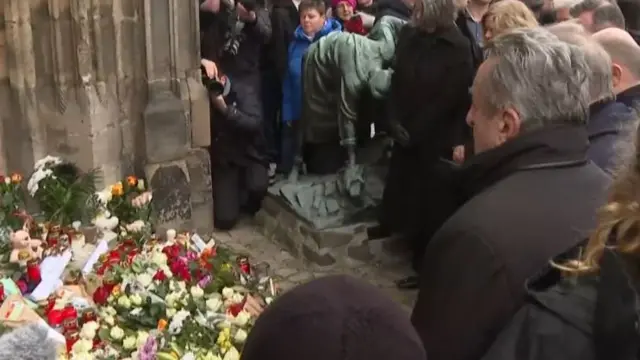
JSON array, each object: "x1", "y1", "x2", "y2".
[
  {"x1": 62, "y1": 304, "x2": 77, "y2": 319},
  {"x1": 26, "y1": 261, "x2": 41, "y2": 284},
  {"x1": 48, "y1": 309, "x2": 63, "y2": 327},
  {"x1": 0, "y1": 284, "x2": 5, "y2": 303}
]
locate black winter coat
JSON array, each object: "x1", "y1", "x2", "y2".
[
  {"x1": 200, "y1": 4, "x2": 272, "y2": 166},
  {"x1": 379, "y1": 25, "x2": 474, "y2": 239},
  {"x1": 482, "y1": 248, "x2": 640, "y2": 360},
  {"x1": 373, "y1": 0, "x2": 411, "y2": 23},
  {"x1": 586, "y1": 99, "x2": 637, "y2": 175},
  {"x1": 269, "y1": 1, "x2": 300, "y2": 81},
  {"x1": 410, "y1": 125, "x2": 612, "y2": 360}
]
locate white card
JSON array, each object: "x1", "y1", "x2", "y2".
[
  {"x1": 82, "y1": 239, "x2": 109, "y2": 275},
  {"x1": 191, "y1": 233, "x2": 207, "y2": 253}
]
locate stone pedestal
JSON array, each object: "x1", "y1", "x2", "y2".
[
  {"x1": 0, "y1": 0, "x2": 213, "y2": 231},
  {"x1": 255, "y1": 194, "x2": 409, "y2": 270}
]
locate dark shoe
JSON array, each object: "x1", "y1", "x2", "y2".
[{"x1": 395, "y1": 276, "x2": 419, "y2": 289}]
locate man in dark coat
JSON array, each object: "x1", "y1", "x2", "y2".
[
  {"x1": 411, "y1": 27, "x2": 612, "y2": 360},
  {"x1": 549, "y1": 25, "x2": 637, "y2": 175},
  {"x1": 594, "y1": 28, "x2": 640, "y2": 110},
  {"x1": 200, "y1": 0, "x2": 272, "y2": 230}
]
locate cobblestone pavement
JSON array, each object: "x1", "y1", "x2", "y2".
[{"x1": 212, "y1": 218, "x2": 418, "y2": 312}]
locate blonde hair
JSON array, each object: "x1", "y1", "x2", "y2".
[
  {"x1": 482, "y1": 0, "x2": 539, "y2": 41},
  {"x1": 557, "y1": 113, "x2": 640, "y2": 274}
]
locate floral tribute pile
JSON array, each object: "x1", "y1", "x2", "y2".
[{"x1": 0, "y1": 156, "x2": 276, "y2": 360}]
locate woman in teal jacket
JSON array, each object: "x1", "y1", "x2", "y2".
[{"x1": 280, "y1": 0, "x2": 341, "y2": 173}]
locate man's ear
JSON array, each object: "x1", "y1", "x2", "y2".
[
  {"x1": 500, "y1": 107, "x2": 521, "y2": 141},
  {"x1": 611, "y1": 64, "x2": 623, "y2": 88}
]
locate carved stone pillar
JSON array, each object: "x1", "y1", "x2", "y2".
[{"x1": 141, "y1": 0, "x2": 212, "y2": 233}]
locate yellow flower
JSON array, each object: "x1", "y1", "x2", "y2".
[
  {"x1": 126, "y1": 175, "x2": 137, "y2": 187},
  {"x1": 111, "y1": 182, "x2": 124, "y2": 196},
  {"x1": 10, "y1": 173, "x2": 22, "y2": 184}
]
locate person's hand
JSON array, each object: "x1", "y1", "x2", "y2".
[
  {"x1": 453, "y1": 145, "x2": 465, "y2": 164},
  {"x1": 244, "y1": 295, "x2": 265, "y2": 316},
  {"x1": 201, "y1": 59, "x2": 218, "y2": 79},
  {"x1": 212, "y1": 95, "x2": 227, "y2": 111},
  {"x1": 236, "y1": 3, "x2": 256, "y2": 22}
]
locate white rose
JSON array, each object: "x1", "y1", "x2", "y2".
[
  {"x1": 206, "y1": 298, "x2": 222, "y2": 312},
  {"x1": 166, "y1": 307, "x2": 177, "y2": 317},
  {"x1": 71, "y1": 352, "x2": 93, "y2": 360},
  {"x1": 152, "y1": 252, "x2": 168, "y2": 266},
  {"x1": 231, "y1": 293, "x2": 244, "y2": 305},
  {"x1": 3, "y1": 177, "x2": 10, "y2": 185},
  {"x1": 104, "y1": 315, "x2": 115, "y2": 326},
  {"x1": 232, "y1": 311, "x2": 251, "y2": 327},
  {"x1": 118, "y1": 295, "x2": 132, "y2": 309},
  {"x1": 110, "y1": 326, "x2": 125, "y2": 340},
  {"x1": 137, "y1": 273, "x2": 153, "y2": 288},
  {"x1": 80, "y1": 321, "x2": 99, "y2": 340},
  {"x1": 71, "y1": 339, "x2": 93, "y2": 354},
  {"x1": 131, "y1": 351, "x2": 140, "y2": 360},
  {"x1": 136, "y1": 331, "x2": 150, "y2": 348},
  {"x1": 130, "y1": 293, "x2": 143, "y2": 306},
  {"x1": 166, "y1": 293, "x2": 179, "y2": 308},
  {"x1": 105, "y1": 306, "x2": 117, "y2": 315},
  {"x1": 123, "y1": 335, "x2": 137, "y2": 350},
  {"x1": 265, "y1": 297, "x2": 274, "y2": 305},
  {"x1": 182, "y1": 353, "x2": 196, "y2": 360},
  {"x1": 222, "y1": 287, "x2": 234, "y2": 299},
  {"x1": 126, "y1": 220, "x2": 146, "y2": 233},
  {"x1": 234, "y1": 329, "x2": 248, "y2": 344},
  {"x1": 190, "y1": 286, "x2": 204, "y2": 299},
  {"x1": 223, "y1": 347, "x2": 240, "y2": 360}
]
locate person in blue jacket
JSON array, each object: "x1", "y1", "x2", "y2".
[{"x1": 279, "y1": 0, "x2": 342, "y2": 174}]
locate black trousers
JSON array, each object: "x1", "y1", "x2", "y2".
[{"x1": 212, "y1": 161, "x2": 268, "y2": 230}]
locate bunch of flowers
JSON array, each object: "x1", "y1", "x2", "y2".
[
  {"x1": 27, "y1": 155, "x2": 99, "y2": 226},
  {"x1": 78, "y1": 233, "x2": 275, "y2": 360},
  {"x1": 0, "y1": 172, "x2": 26, "y2": 230},
  {"x1": 94, "y1": 176, "x2": 153, "y2": 228}
]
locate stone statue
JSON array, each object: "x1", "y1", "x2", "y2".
[
  {"x1": 271, "y1": 17, "x2": 406, "y2": 230},
  {"x1": 292, "y1": 16, "x2": 406, "y2": 196}
]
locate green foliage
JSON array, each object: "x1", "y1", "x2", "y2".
[{"x1": 34, "y1": 165, "x2": 100, "y2": 226}]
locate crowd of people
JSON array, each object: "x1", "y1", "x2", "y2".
[{"x1": 195, "y1": 0, "x2": 640, "y2": 358}]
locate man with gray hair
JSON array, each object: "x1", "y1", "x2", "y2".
[
  {"x1": 411, "y1": 27, "x2": 611, "y2": 360},
  {"x1": 548, "y1": 23, "x2": 634, "y2": 173},
  {"x1": 571, "y1": 0, "x2": 626, "y2": 32}
]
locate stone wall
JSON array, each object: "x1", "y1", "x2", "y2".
[{"x1": 0, "y1": 0, "x2": 213, "y2": 232}]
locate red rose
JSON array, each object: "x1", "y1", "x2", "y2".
[
  {"x1": 92, "y1": 286, "x2": 110, "y2": 305},
  {"x1": 228, "y1": 298, "x2": 246, "y2": 317},
  {"x1": 177, "y1": 268, "x2": 191, "y2": 282},
  {"x1": 163, "y1": 244, "x2": 181, "y2": 259},
  {"x1": 153, "y1": 270, "x2": 167, "y2": 281},
  {"x1": 16, "y1": 279, "x2": 28, "y2": 294}
]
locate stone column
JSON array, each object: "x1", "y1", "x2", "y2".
[{"x1": 141, "y1": 0, "x2": 212, "y2": 233}]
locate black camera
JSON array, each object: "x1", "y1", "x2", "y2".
[{"x1": 201, "y1": 66, "x2": 226, "y2": 96}]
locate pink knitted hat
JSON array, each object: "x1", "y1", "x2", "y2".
[{"x1": 331, "y1": 0, "x2": 356, "y2": 8}]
